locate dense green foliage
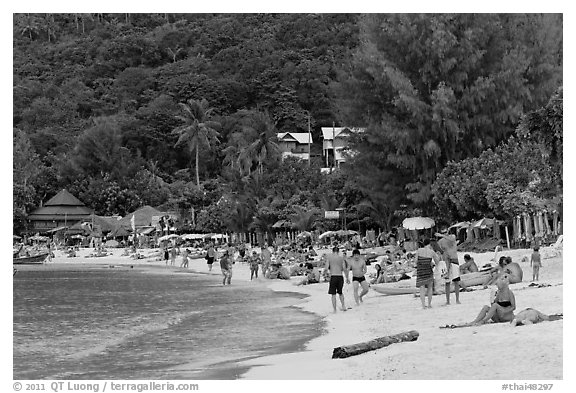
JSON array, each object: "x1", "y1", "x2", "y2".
[
  {"x1": 13, "y1": 13, "x2": 562, "y2": 234},
  {"x1": 338, "y1": 14, "x2": 562, "y2": 221}
]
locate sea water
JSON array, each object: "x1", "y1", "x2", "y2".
[{"x1": 13, "y1": 267, "x2": 323, "y2": 380}]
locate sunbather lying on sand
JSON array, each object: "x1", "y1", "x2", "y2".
[{"x1": 510, "y1": 308, "x2": 563, "y2": 326}]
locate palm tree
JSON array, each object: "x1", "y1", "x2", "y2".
[
  {"x1": 18, "y1": 14, "x2": 40, "y2": 40},
  {"x1": 172, "y1": 99, "x2": 221, "y2": 187},
  {"x1": 239, "y1": 110, "x2": 280, "y2": 175},
  {"x1": 290, "y1": 206, "x2": 320, "y2": 232}
]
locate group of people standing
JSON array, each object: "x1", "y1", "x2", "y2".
[
  {"x1": 323, "y1": 246, "x2": 371, "y2": 313},
  {"x1": 413, "y1": 233, "x2": 463, "y2": 309}
]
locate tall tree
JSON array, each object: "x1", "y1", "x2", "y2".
[
  {"x1": 239, "y1": 110, "x2": 280, "y2": 175},
  {"x1": 336, "y1": 14, "x2": 563, "y2": 211},
  {"x1": 172, "y1": 98, "x2": 221, "y2": 187}
]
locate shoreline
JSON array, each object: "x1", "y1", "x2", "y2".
[
  {"x1": 15, "y1": 246, "x2": 563, "y2": 380},
  {"x1": 14, "y1": 247, "x2": 327, "y2": 380},
  {"x1": 239, "y1": 247, "x2": 563, "y2": 380}
]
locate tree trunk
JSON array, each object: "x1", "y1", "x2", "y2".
[
  {"x1": 332, "y1": 330, "x2": 419, "y2": 359},
  {"x1": 195, "y1": 148, "x2": 200, "y2": 187}
]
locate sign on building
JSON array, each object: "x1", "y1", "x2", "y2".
[{"x1": 324, "y1": 210, "x2": 340, "y2": 219}]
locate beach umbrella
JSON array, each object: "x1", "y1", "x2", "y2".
[
  {"x1": 29, "y1": 235, "x2": 49, "y2": 242},
  {"x1": 158, "y1": 234, "x2": 179, "y2": 242},
  {"x1": 402, "y1": 217, "x2": 435, "y2": 230},
  {"x1": 448, "y1": 221, "x2": 470, "y2": 229},
  {"x1": 472, "y1": 218, "x2": 494, "y2": 229},
  {"x1": 319, "y1": 231, "x2": 334, "y2": 239},
  {"x1": 297, "y1": 231, "x2": 312, "y2": 238},
  {"x1": 334, "y1": 229, "x2": 358, "y2": 236},
  {"x1": 180, "y1": 233, "x2": 205, "y2": 240}
]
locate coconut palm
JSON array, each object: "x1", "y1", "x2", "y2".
[
  {"x1": 290, "y1": 206, "x2": 320, "y2": 232},
  {"x1": 239, "y1": 110, "x2": 280, "y2": 175},
  {"x1": 18, "y1": 14, "x2": 40, "y2": 40},
  {"x1": 172, "y1": 99, "x2": 221, "y2": 187}
]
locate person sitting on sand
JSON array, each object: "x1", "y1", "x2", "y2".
[
  {"x1": 460, "y1": 254, "x2": 479, "y2": 275},
  {"x1": 467, "y1": 274, "x2": 516, "y2": 326},
  {"x1": 296, "y1": 263, "x2": 321, "y2": 286},
  {"x1": 484, "y1": 256, "x2": 523, "y2": 286},
  {"x1": 371, "y1": 263, "x2": 386, "y2": 284}
]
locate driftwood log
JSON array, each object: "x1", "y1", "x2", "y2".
[{"x1": 332, "y1": 330, "x2": 419, "y2": 359}]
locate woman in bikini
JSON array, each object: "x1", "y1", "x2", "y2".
[{"x1": 468, "y1": 274, "x2": 516, "y2": 325}]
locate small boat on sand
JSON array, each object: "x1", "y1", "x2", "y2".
[
  {"x1": 371, "y1": 271, "x2": 492, "y2": 296},
  {"x1": 13, "y1": 253, "x2": 49, "y2": 265}
]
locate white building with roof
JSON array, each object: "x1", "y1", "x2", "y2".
[
  {"x1": 277, "y1": 132, "x2": 313, "y2": 161},
  {"x1": 321, "y1": 126, "x2": 364, "y2": 169}
]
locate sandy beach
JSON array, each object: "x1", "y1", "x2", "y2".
[{"x1": 18, "y1": 245, "x2": 563, "y2": 381}]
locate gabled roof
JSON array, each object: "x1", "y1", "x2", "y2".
[
  {"x1": 118, "y1": 206, "x2": 167, "y2": 228},
  {"x1": 45, "y1": 189, "x2": 86, "y2": 206},
  {"x1": 277, "y1": 132, "x2": 313, "y2": 144},
  {"x1": 321, "y1": 127, "x2": 365, "y2": 140},
  {"x1": 28, "y1": 189, "x2": 93, "y2": 220}
]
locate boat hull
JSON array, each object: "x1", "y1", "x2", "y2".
[
  {"x1": 371, "y1": 271, "x2": 491, "y2": 296},
  {"x1": 13, "y1": 253, "x2": 49, "y2": 265}
]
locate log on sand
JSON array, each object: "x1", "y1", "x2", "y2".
[{"x1": 332, "y1": 330, "x2": 419, "y2": 359}]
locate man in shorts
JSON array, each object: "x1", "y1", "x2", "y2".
[
  {"x1": 436, "y1": 232, "x2": 461, "y2": 304},
  {"x1": 348, "y1": 248, "x2": 370, "y2": 305},
  {"x1": 324, "y1": 246, "x2": 350, "y2": 313}
]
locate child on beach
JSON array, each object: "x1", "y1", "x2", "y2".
[
  {"x1": 531, "y1": 247, "x2": 542, "y2": 281},
  {"x1": 249, "y1": 251, "x2": 261, "y2": 280}
]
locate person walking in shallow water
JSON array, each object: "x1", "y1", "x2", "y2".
[{"x1": 324, "y1": 246, "x2": 350, "y2": 313}]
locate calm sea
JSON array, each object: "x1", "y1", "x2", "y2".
[{"x1": 13, "y1": 266, "x2": 324, "y2": 380}]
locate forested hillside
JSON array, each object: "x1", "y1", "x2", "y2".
[{"x1": 13, "y1": 13, "x2": 563, "y2": 234}]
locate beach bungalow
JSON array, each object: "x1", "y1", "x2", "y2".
[
  {"x1": 26, "y1": 189, "x2": 93, "y2": 234},
  {"x1": 277, "y1": 132, "x2": 313, "y2": 161},
  {"x1": 321, "y1": 127, "x2": 364, "y2": 170}
]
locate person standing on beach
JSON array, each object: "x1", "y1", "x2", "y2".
[
  {"x1": 249, "y1": 250, "x2": 261, "y2": 280},
  {"x1": 325, "y1": 246, "x2": 350, "y2": 313},
  {"x1": 530, "y1": 247, "x2": 542, "y2": 281},
  {"x1": 415, "y1": 238, "x2": 439, "y2": 309},
  {"x1": 170, "y1": 244, "x2": 177, "y2": 266},
  {"x1": 220, "y1": 250, "x2": 232, "y2": 285},
  {"x1": 180, "y1": 248, "x2": 189, "y2": 268},
  {"x1": 261, "y1": 245, "x2": 272, "y2": 277},
  {"x1": 206, "y1": 242, "x2": 216, "y2": 271},
  {"x1": 163, "y1": 246, "x2": 169, "y2": 265},
  {"x1": 348, "y1": 249, "x2": 369, "y2": 305},
  {"x1": 436, "y1": 232, "x2": 461, "y2": 305}
]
